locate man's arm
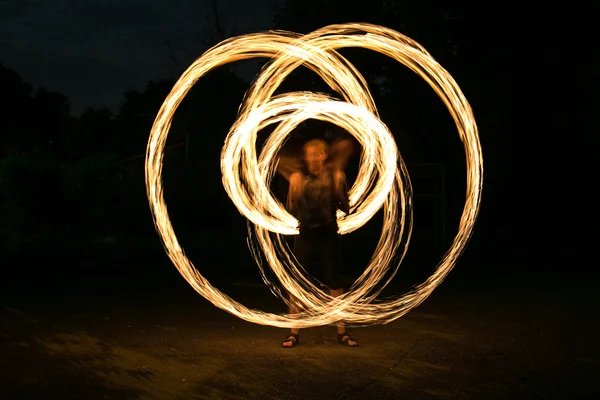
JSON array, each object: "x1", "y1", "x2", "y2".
[
  {"x1": 276, "y1": 152, "x2": 303, "y2": 182},
  {"x1": 286, "y1": 172, "x2": 304, "y2": 216},
  {"x1": 333, "y1": 170, "x2": 350, "y2": 215},
  {"x1": 327, "y1": 137, "x2": 355, "y2": 173}
]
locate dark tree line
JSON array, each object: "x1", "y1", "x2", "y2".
[
  {"x1": 1, "y1": 1, "x2": 513, "y2": 264},
  {"x1": 0, "y1": 63, "x2": 249, "y2": 252}
]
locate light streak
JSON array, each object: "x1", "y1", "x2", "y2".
[{"x1": 145, "y1": 23, "x2": 483, "y2": 328}]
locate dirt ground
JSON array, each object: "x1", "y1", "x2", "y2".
[{"x1": 1, "y1": 267, "x2": 598, "y2": 400}]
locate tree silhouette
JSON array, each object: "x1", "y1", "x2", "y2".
[
  {"x1": 162, "y1": 0, "x2": 240, "y2": 78},
  {"x1": 0, "y1": 65, "x2": 123, "y2": 249}
]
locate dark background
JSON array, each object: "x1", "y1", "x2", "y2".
[{"x1": 1, "y1": 0, "x2": 597, "y2": 301}]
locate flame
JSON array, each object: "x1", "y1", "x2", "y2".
[{"x1": 145, "y1": 23, "x2": 483, "y2": 328}]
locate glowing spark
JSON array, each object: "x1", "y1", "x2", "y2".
[{"x1": 145, "y1": 23, "x2": 483, "y2": 328}]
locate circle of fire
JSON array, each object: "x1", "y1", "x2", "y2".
[{"x1": 145, "y1": 23, "x2": 483, "y2": 328}]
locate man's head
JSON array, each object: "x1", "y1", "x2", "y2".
[{"x1": 303, "y1": 139, "x2": 328, "y2": 174}]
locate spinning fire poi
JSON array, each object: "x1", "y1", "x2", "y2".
[{"x1": 145, "y1": 23, "x2": 483, "y2": 331}]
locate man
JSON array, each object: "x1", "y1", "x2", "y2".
[{"x1": 278, "y1": 137, "x2": 358, "y2": 348}]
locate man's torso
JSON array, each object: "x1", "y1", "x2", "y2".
[{"x1": 296, "y1": 170, "x2": 338, "y2": 232}]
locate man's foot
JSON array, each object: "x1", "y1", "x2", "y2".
[
  {"x1": 338, "y1": 332, "x2": 359, "y2": 347},
  {"x1": 281, "y1": 333, "x2": 299, "y2": 348}
]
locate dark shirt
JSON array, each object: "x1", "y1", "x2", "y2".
[{"x1": 296, "y1": 170, "x2": 339, "y2": 232}]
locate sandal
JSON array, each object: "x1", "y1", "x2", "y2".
[
  {"x1": 338, "y1": 332, "x2": 359, "y2": 347},
  {"x1": 281, "y1": 333, "x2": 300, "y2": 348}
]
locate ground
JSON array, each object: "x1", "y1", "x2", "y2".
[{"x1": 1, "y1": 254, "x2": 598, "y2": 399}]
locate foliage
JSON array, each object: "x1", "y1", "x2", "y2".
[
  {"x1": 0, "y1": 61, "x2": 248, "y2": 251},
  {"x1": 0, "y1": 1, "x2": 502, "y2": 254}
]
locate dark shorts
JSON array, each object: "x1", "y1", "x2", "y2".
[{"x1": 293, "y1": 225, "x2": 342, "y2": 290}]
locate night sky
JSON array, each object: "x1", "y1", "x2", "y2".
[{"x1": 1, "y1": 0, "x2": 281, "y2": 114}]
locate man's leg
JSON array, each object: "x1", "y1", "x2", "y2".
[
  {"x1": 330, "y1": 287, "x2": 358, "y2": 346},
  {"x1": 282, "y1": 234, "x2": 309, "y2": 348},
  {"x1": 282, "y1": 295, "x2": 300, "y2": 348},
  {"x1": 325, "y1": 232, "x2": 358, "y2": 346}
]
